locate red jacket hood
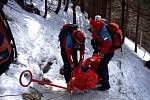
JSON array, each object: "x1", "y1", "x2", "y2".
[{"x1": 90, "y1": 20, "x2": 105, "y2": 33}]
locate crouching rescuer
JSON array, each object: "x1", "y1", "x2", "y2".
[{"x1": 58, "y1": 24, "x2": 86, "y2": 83}]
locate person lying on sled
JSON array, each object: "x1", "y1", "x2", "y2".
[{"x1": 67, "y1": 54, "x2": 102, "y2": 94}]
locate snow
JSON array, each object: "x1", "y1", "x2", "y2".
[
  {"x1": 124, "y1": 38, "x2": 150, "y2": 61},
  {"x1": 0, "y1": 0, "x2": 150, "y2": 100}
]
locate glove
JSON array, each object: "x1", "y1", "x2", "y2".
[
  {"x1": 78, "y1": 60, "x2": 82, "y2": 67},
  {"x1": 93, "y1": 53, "x2": 104, "y2": 58},
  {"x1": 71, "y1": 64, "x2": 75, "y2": 69},
  {"x1": 98, "y1": 53, "x2": 104, "y2": 58},
  {"x1": 91, "y1": 39, "x2": 96, "y2": 47},
  {"x1": 88, "y1": 28, "x2": 92, "y2": 33}
]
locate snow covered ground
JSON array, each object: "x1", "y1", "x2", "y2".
[{"x1": 0, "y1": 0, "x2": 150, "y2": 100}]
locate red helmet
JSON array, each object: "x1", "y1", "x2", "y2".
[{"x1": 72, "y1": 30, "x2": 85, "y2": 45}]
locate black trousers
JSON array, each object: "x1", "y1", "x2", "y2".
[
  {"x1": 0, "y1": 49, "x2": 14, "y2": 76},
  {"x1": 97, "y1": 52, "x2": 114, "y2": 87},
  {"x1": 61, "y1": 47, "x2": 78, "y2": 83},
  {"x1": 0, "y1": 64, "x2": 9, "y2": 75}
]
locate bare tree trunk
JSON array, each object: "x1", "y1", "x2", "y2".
[
  {"x1": 125, "y1": 0, "x2": 129, "y2": 36},
  {"x1": 55, "y1": 0, "x2": 62, "y2": 14},
  {"x1": 121, "y1": 0, "x2": 125, "y2": 52},
  {"x1": 80, "y1": 0, "x2": 84, "y2": 13},
  {"x1": 64, "y1": 0, "x2": 69, "y2": 12},
  {"x1": 96, "y1": 0, "x2": 98, "y2": 15},
  {"x1": 63, "y1": 0, "x2": 66, "y2": 5},
  {"x1": 139, "y1": 32, "x2": 143, "y2": 48},
  {"x1": 72, "y1": 0, "x2": 79, "y2": 24},
  {"x1": 135, "y1": 3, "x2": 140, "y2": 53},
  {"x1": 121, "y1": 0, "x2": 125, "y2": 38},
  {"x1": 43, "y1": 0, "x2": 47, "y2": 18},
  {"x1": 101, "y1": 0, "x2": 107, "y2": 18},
  {"x1": 73, "y1": 0, "x2": 76, "y2": 24},
  {"x1": 92, "y1": 0, "x2": 96, "y2": 19},
  {"x1": 108, "y1": 0, "x2": 112, "y2": 22}
]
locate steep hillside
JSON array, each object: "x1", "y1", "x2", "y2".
[{"x1": 0, "y1": 1, "x2": 150, "y2": 100}]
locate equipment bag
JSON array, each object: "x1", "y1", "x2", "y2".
[
  {"x1": 58, "y1": 24, "x2": 78, "y2": 44},
  {"x1": 0, "y1": 16, "x2": 13, "y2": 64}
]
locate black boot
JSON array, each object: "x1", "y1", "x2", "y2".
[
  {"x1": 0, "y1": 65, "x2": 9, "y2": 76},
  {"x1": 97, "y1": 81, "x2": 110, "y2": 91},
  {"x1": 96, "y1": 79, "x2": 102, "y2": 88}
]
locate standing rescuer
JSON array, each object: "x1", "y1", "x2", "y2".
[{"x1": 89, "y1": 15, "x2": 113, "y2": 91}]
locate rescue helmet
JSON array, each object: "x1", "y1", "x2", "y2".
[{"x1": 72, "y1": 30, "x2": 85, "y2": 45}]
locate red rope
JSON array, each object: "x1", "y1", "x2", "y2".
[{"x1": 31, "y1": 79, "x2": 67, "y2": 89}]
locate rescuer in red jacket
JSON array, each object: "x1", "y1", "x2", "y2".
[
  {"x1": 59, "y1": 25, "x2": 86, "y2": 83},
  {"x1": 89, "y1": 15, "x2": 114, "y2": 91}
]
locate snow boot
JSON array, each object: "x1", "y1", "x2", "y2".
[
  {"x1": 97, "y1": 81, "x2": 110, "y2": 91},
  {"x1": 59, "y1": 65, "x2": 65, "y2": 75},
  {"x1": 97, "y1": 85, "x2": 110, "y2": 91}
]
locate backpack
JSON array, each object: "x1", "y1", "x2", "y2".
[
  {"x1": 107, "y1": 22, "x2": 124, "y2": 50},
  {"x1": 58, "y1": 24, "x2": 78, "y2": 44},
  {"x1": 0, "y1": 10, "x2": 17, "y2": 65},
  {"x1": 0, "y1": 17, "x2": 12, "y2": 64}
]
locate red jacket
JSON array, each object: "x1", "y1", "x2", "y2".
[
  {"x1": 67, "y1": 55, "x2": 101, "y2": 92},
  {"x1": 62, "y1": 30, "x2": 85, "y2": 64},
  {"x1": 90, "y1": 20, "x2": 112, "y2": 54}
]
